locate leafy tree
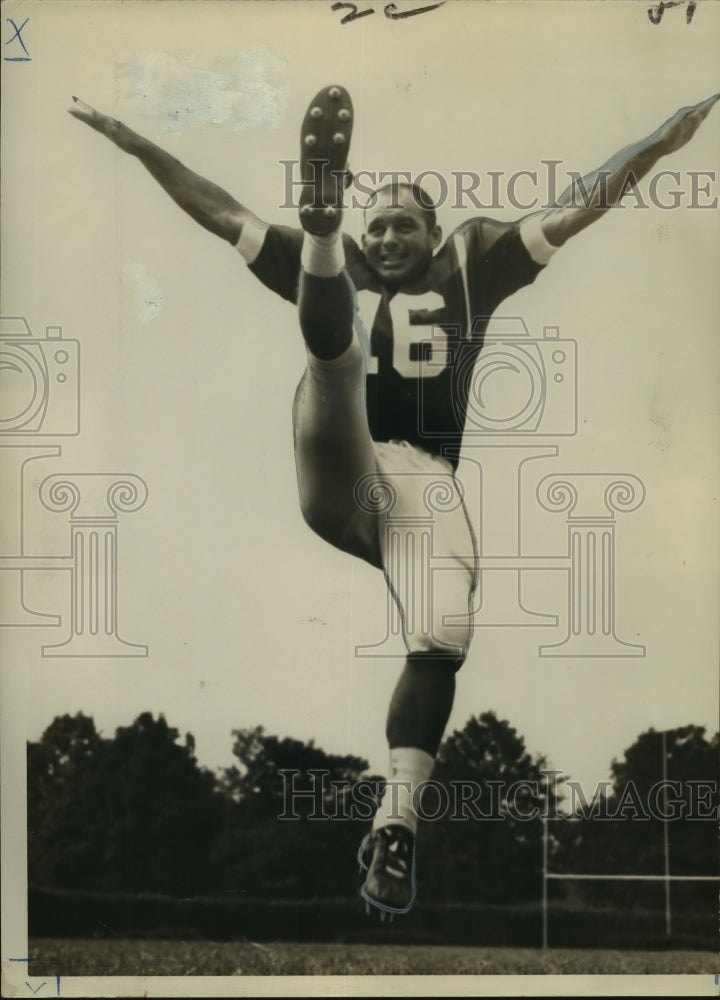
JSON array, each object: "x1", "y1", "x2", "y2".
[
  {"x1": 557, "y1": 724, "x2": 718, "y2": 911},
  {"x1": 418, "y1": 711, "x2": 562, "y2": 904},
  {"x1": 28, "y1": 711, "x2": 571, "y2": 906},
  {"x1": 213, "y1": 726, "x2": 381, "y2": 898},
  {"x1": 221, "y1": 725, "x2": 372, "y2": 811},
  {"x1": 28, "y1": 712, "x2": 224, "y2": 895},
  {"x1": 28, "y1": 712, "x2": 104, "y2": 888}
]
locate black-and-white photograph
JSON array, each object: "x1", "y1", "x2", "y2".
[{"x1": 1, "y1": 1, "x2": 718, "y2": 995}]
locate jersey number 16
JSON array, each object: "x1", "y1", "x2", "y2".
[{"x1": 356, "y1": 290, "x2": 450, "y2": 379}]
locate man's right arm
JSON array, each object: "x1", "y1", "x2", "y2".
[{"x1": 69, "y1": 98, "x2": 261, "y2": 244}]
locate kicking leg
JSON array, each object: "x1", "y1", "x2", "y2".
[
  {"x1": 293, "y1": 268, "x2": 382, "y2": 565},
  {"x1": 293, "y1": 86, "x2": 381, "y2": 566}
]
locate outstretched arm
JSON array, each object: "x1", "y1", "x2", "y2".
[
  {"x1": 69, "y1": 97, "x2": 262, "y2": 244},
  {"x1": 538, "y1": 93, "x2": 719, "y2": 247}
]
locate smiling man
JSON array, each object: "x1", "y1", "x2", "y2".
[
  {"x1": 362, "y1": 183, "x2": 441, "y2": 285},
  {"x1": 70, "y1": 84, "x2": 717, "y2": 918}
]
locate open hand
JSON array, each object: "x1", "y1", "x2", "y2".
[
  {"x1": 657, "y1": 92, "x2": 719, "y2": 155},
  {"x1": 68, "y1": 97, "x2": 135, "y2": 152}
]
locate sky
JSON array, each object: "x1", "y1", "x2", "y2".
[{"x1": 2, "y1": 0, "x2": 719, "y2": 830}]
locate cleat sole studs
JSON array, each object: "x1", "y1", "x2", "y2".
[
  {"x1": 304, "y1": 134, "x2": 317, "y2": 146},
  {"x1": 310, "y1": 106, "x2": 323, "y2": 118},
  {"x1": 328, "y1": 86, "x2": 342, "y2": 99},
  {"x1": 333, "y1": 132, "x2": 346, "y2": 144},
  {"x1": 338, "y1": 108, "x2": 351, "y2": 121}
]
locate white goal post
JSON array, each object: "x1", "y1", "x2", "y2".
[{"x1": 541, "y1": 733, "x2": 718, "y2": 949}]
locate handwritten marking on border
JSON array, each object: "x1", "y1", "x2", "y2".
[
  {"x1": 648, "y1": 0, "x2": 697, "y2": 24},
  {"x1": 4, "y1": 17, "x2": 31, "y2": 60},
  {"x1": 331, "y1": 1, "x2": 446, "y2": 25},
  {"x1": 10, "y1": 956, "x2": 60, "y2": 992}
]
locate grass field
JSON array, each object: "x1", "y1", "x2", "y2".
[{"x1": 27, "y1": 939, "x2": 719, "y2": 977}]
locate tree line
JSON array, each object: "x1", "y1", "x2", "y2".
[{"x1": 27, "y1": 711, "x2": 718, "y2": 906}]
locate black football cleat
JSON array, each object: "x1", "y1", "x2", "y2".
[
  {"x1": 357, "y1": 824, "x2": 416, "y2": 918},
  {"x1": 299, "y1": 85, "x2": 354, "y2": 236}
]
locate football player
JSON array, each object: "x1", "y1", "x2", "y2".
[{"x1": 70, "y1": 86, "x2": 717, "y2": 917}]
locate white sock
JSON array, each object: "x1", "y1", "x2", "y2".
[
  {"x1": 372, "y1": 746, "x2": 435, "y2": 837},
  {"x1": 300, "y1": 232, "x2": 344, "y2": 278}
]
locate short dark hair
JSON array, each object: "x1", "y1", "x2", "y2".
[{"x1": 364, "y1": 181, "x2": 438, "y2": 232}]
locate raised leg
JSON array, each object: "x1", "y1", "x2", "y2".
[
  {"x1": 292, "y1": 86, "x2": 383, "y2": 567},
  {"x1": 293, "y1": 277, "x2": 382, "y2": 567}
]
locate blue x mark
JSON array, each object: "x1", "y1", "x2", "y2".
[{"x1": 5, "y1": 17, "x2": 31, "y2": 60}]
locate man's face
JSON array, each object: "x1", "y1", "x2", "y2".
[{"x1": 362, "y1": 189, "x2": 442, "y2": 287}]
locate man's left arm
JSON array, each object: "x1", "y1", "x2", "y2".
[{"x1": 537, "y1": 93, "x2": 719, "y2": 248}]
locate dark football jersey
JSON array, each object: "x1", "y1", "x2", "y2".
[{"x1": 244, "y1": 218, "x2": 548, "y2": 467}]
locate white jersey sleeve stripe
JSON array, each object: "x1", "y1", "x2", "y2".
[
  {"x1": 451, "y1": 233, "x2": 472, "y2": 339},
  {"x1": 235, "y1": 219, "x2": 269, "y2": 265},
  {"x1": 519, "y1": 214, "x2": 558, "y2": 267}
]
